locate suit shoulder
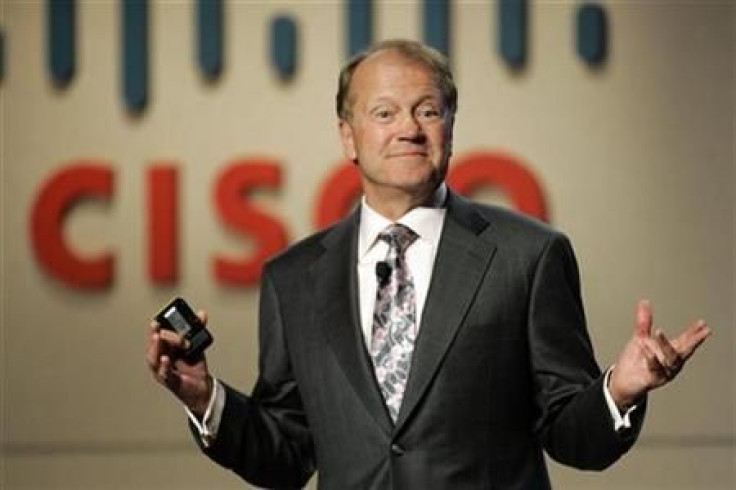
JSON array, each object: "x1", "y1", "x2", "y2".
[
  {"x1": 266, "y1": 228, "x2": 329, "y2": 271},
  {"x1": 470, "y1": 202, "x2": 564, "y2": 242},
  {"x1": 264, "y1": 215, "x2": 354, "y2": 275}
]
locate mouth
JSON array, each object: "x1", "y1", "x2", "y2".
[{"x1": 388, "y1": 151, "x2": 428, "y2": 158}]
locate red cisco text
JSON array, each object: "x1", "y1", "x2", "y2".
[{"x1": 30, "y1": 152, "x2": 547, "y2": 289}]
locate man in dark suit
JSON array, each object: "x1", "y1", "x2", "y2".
[{"x1": 147, "y1": 39, "x2": 710, "y2": 489}]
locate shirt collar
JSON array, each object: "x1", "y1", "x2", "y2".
[{"x1": 358, "y1": 184, "x2": 448, "y2": 261}]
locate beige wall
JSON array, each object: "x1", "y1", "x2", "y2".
[{"x1": 2, "y1": 1, "x2": 734, "y2": 489}]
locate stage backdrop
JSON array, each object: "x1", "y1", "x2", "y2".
[{"x1": 2, "y1": 2, "x2": 734, "y2": 489}]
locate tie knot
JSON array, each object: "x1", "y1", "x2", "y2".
[{"x1": 378, "y1": 224, "x2": 418, "y2": 254}]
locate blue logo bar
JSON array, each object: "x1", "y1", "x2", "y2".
[
  {"x1": 123, "y1": 0, "x2": 149, "y2": 113},
  {"x1": 347, "y1": 0, "x2": 373, "y2": 59},
  {"x1": 577, "y1": 3, "x2": 607, "y2": 66},
  {"x1": 499, "y1": 0, "x2": 526, "y2": 68},
  {"x1": 271, "y1": 15, "x2": 298, "y2": 81},
  {"x1": 0, "y1": 29, "x2": 5, "y2": 82},
  {"x1": 198, "y1": 0, "x2": 223, "y2": 79},
  {"x1": 48, "y1": 0, "x2": 76, "y2": 86},
  {"x1": 424, "y1": 0, "x2": 450, "y2": 57}
]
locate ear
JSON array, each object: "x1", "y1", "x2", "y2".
[
  {"x1": 338, "y1": 120, "x2": 358, "y2": 162},
  {"x1": 445, "y1": 114, "x2": 455, "y2": 158}
]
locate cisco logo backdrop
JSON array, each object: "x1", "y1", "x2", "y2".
[{"x1": 3, "y1": 2, "x2": 734, "y2": 490}]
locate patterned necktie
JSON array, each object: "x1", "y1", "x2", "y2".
[{"x1": 370, "y1": 224, "x2": 419, "y2": 421}]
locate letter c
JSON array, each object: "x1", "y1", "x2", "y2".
[{"x1": 30, "y1": 163, "x2": 115, "y2": 288}]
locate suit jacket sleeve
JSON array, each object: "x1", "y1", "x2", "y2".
[
  {"x1": 529, "y1": 232, "x2": 645, "y2": 470},
  {"x1": 190, "y1": 267, "x2": 315, "y2": 489}
]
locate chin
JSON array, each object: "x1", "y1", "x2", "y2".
[{"x1": 394, "y1": 174, "x2": 442, "y2": 195}]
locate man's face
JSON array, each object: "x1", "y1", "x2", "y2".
[{"x1": 339, "y1": 50, "x2": 454, "y2": 203}]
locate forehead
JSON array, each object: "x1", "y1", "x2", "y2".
[{"x1": 349, "y1": 50, "x2": 441, "y2": 101}]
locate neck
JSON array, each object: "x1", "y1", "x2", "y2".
[{"x1": 364, "y1": 185, "x2": 440, "y2": 221}]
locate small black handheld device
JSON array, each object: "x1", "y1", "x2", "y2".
[{"x1": 155, "y1": 297, "x2": 213, "y2": 362}]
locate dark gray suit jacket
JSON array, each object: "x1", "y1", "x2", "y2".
[{"x1": 195, "y1": 191, "x2": 644, "y2": 489}]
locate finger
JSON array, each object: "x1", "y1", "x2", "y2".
[
  {"x1": 636, "y1": 300, "x2": 653, "y2": 339},
  {"x1": 197, "y1": 310, "x2": 208, "y2": 326},
  {"x1": 157, "y1": 355, "x2": 181, "y2": 390},
  {"x1": 643, "y1": 336, "x2": 684, "y2": 382},
  {"x1": 653, "y1": 329, "x2": 682, "y2": 371},
  {"x1": 156, "y1": 354, "x2": 171, "y2": 384},
  {"x1": 639, "y1": 339, "x2": 669, "y2": 382},
  {"x1": 146, "y1": 332, "x2": 163, "y2": 370},
  {"x1": 673, "y1": 320, "x2": 711, "y2": 360},
  {"x1": 157, "y1": 329, "x2": 190, "y2": 350}
]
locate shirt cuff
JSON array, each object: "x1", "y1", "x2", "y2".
[
  {"x1": 184, "y1": 377, "x2": 225, "y2": 447},
  {"x1": 603, "y1": 367, "x2": 637, "y2": 432}
]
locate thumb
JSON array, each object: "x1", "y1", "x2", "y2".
[{"x1": 636, "y1": 300, "x2": 653, "y2": 339}]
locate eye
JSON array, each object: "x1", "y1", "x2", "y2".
[
  {"x1": 416, "y1": 105, "x2": 442, "y2": 120},
  {"x1": 371, "y1": 107, "x2": 395, "y2": 122}
]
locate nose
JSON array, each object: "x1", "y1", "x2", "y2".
[{"x1": 396, "y1": 114, "x2": 426, "y2": 144}]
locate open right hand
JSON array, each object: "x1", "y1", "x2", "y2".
[
  {"x1": 146, "y1": 310, "x2": 213, "y2": 418},
  {"x1": 609, "y1": 300, "x2": 710, "y2": 410}
]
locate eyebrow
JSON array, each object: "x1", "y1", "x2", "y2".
[{"x1": 368, "y1": 94, "x2": 443, "y2": 108}]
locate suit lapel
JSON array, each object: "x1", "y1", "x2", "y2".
[
  {"x1": 312, "y1": 211, "x2": 394, "y2": 434},
  {"x1": 395, "y1": 192, "x2": 498, "y2": 432}
]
